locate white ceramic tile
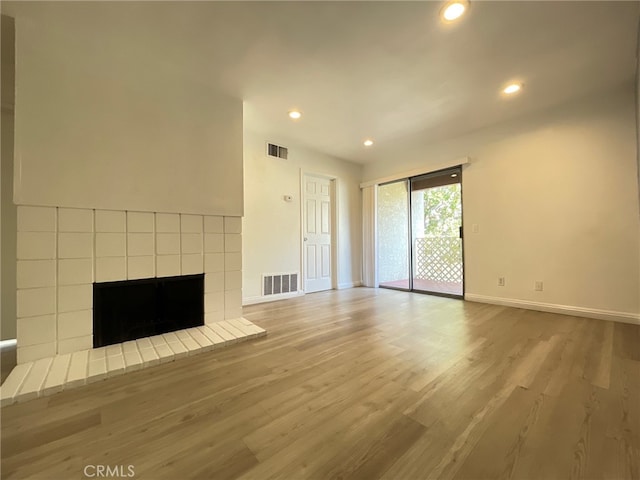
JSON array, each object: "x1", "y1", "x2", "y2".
[
  {"x1": 95, "y1": 210, "x2": 126, "y2": 233},
  {"x1": 181, "y1": 214, "x2": 203, "y2": 233},
  {"x1": 18, "y1": 206, "x2": 56, "y2": 232},
  {"x1": 148, "y1": 335, "x2": 166, "y2": 348},
  {"x1": 175, "y1": 332, "x2": 200, "y2": 353},
  {"x1": 155, "y1": 344, "x2": 175, "y2": 363},
  {"x1": 58, "y1": 208, "x2": 93, "y2": 232},
  {"x1": 161, "y1": 332, "x2": 178, "y2": 343},
  {"x1": 225, "y1": 271, "x2": 242, "y2": 291},
  {"x1": 139, "y1": 347, "x2": 160, "y2": 366},
  {"x1": 106, "y1": 354, "x2": 125, "y2": 376},
  {"x1": 224, "y1": 234, "x2": 242, "y2": 253},
  {"x1": 42, "y1": 353, "x2": 71, "y2": 396},
  {"x1": 225, "y1": 289, "x2": 242, "y2": 314},
  {"x1": 1, "y1": 363, "x2": 32, "y2": 406},
  {"x1": 17, "y1": 232, "x2": 56, "y2": 260},
  {"x1": 17, "y1": 287, "x2": 56, "y2": 318},
  {"x1": 58, "y1": 284, "x2": 92, "y2": 313},
  {"x1": 66, "y1": 350, "x2": 89, "y2": 387},
  {"x1": 156, "y1": 233, "x2": 180, "y2": 255},
  {"x1": 181, "y1": 233, "x2": 202, "y2": 254},
  {"x1": 122, "y1": 341, "x2": 138, "y2": 353},
  {"x1": 199, "y1": 326, "x2": 226, "y2": 346},
  {"x1": 106, "y1": 344, "x2": 123, "y2": 356},
  {"x1": 205, "y1": 311, "x2": 224, "y2": 324},
  {"x1": 136, "y1": 337, "x2": 152, "y2": 349},
  {"x1": 58, "y1": 335, "x2": 92, "y2": 355},
  {"x1": 18, "y1": 357, "x2": 54, "y2": 401},
  {"x1": 58, "y1": 310, "x2": 92, "y2": 340},
  {"x1": 181, "y1": 254, "x2": 203, "y2": 275},
  {"x1": 225, "y1": 252, "x2": 242, "y2": 272},
  {"x1": 204, "y1": 216, "x2": 224, "y2": 233},
  {"x1": 127, "y1": 212, "x2": 154, "y2": 232},
  {"x1": 156, "y1": 213, "x2": 180, "y2": 233},
  {"x1": 227, "y1": 318, "x2": 258, "y2": 338},
  {"x1": 186, "y1": 328, "x2": 213, "y2": 351},
  {"x1": 224, "y1": 217, "x2": 242, "y2": 234},
  {"x1": 58, "y1": 258, "x2": 93, "y2": 285},
  {"x1": 17, "y1": 342, "x2": 56, "y2": 364},
  {"x1": 127, "y1": 256, "x2": 154, "y2": 280},
  {"x1": 156, "y1": 255, "x2": 180, "y2": 277},
  {"x1": 207, "y1": 323, "x2": 237, "y2": 343},
  {"x1": 89, "y1": 347, "x2": 107, "y2": 361},
  {"x1": 205, "y1": 291, "x2": 224, "y2": 312},
  {"x1": 17, "y1": 315, "x2": 56, "y2": 347},
  {"x1": 123, "y1": 348, "x2": 143, "y2": 371},
  {"x1": 88, "y1": 358, "x2": 108, "y2": 383},
  {"x1": 239, "y1": 318, "x2": 266, "y2": 337},
  {"x1": 204, "y1": 234, "x2": 224, "y2": 253},
  {"x1": 205, "y1": 272, "x2": 224, "y2": 293},
  {"x1": 95, "y1": 257, "x2": 126, "y2": 282},
  {"x1": 204, "y1": 253, "x2": 224, "y2": 273},
  {"x1": 127, "y1": 233, "x2": 154, "y2": 256},
  {"x1": 58, "y1": 233, "x2": 93, "y2": 259},
  {"x1": 166, "y1": 341, "x2": 188, "y2": 358},
  {"x1": 218, "y1": 320, "x2": 248, "y2": 340},
  {"x1": 225, "y1": 306, "x2": 243, "y2": 320},
  {"x1": 96, "y1": 233, "x2": 126, "y2": 257},
  {"x1": 17, "y1": 260, "x2": 56, "y2": 289}
]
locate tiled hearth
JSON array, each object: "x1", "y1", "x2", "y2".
[
  {"x1": 16, "y1": 206, "x2": 243, "y2": 364},
  {"x1": 1, "y1": 318, "x2": 265, "y2": 406}
]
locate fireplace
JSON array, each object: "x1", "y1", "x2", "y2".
[{"x1": 93, "y1": 274, "x2": 204, "y2": 348}]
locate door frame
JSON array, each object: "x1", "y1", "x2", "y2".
[{"x1": 300, "y1": 170, "x2": 338, "y2": 293}]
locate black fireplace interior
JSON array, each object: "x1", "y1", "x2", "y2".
[{"x1": 93, "y1": 274, "x2": 204, "y2": 348}]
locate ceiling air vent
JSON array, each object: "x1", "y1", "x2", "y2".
[{"x1": 266, "y1": 142, "x2": 288, "y2": 160}]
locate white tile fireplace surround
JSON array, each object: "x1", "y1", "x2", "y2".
[{"x1": 15, "y1": 206, "x2": 244, "y2": 364}]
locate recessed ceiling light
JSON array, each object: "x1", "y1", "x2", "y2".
[
  {"x1": 503, "y1": 83, "x2": 523, "y2": 95},
  {"x1": 451, "y1": 173, "x2": 458, "y2": 178},
  {"x1": 363, "y1": 139, "x2": 374, "y2": 147},
  {"x1": 288, "y1": 111, "x2": 302, "y2": 119},
  {"x1": 441, "y1": 1, "x2": 468, "y2": 22}
]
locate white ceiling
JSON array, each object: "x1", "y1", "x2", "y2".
[{"x1": 4, "y1": 1, "x2": 640, "y2": 165}]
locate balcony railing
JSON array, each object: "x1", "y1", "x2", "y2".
[{"x1": 414, "y1": 237, "x2": 462, "y2": 283}]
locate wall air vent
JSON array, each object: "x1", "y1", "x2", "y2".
[
  {"x1": 266, "y1": 142, "x2": 288, "y2": 160},
  {"x1": 263, "y1": 273, "x2": 298, "y2": 296}
]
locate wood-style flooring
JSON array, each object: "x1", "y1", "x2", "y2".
[{"x1": 1, "y1": 288, "x2": 639, "y2": 479}]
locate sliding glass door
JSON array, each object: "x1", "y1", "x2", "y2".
[
  {"x1": 378, "y1": 180, "x2": 410, "y2": 290},
  {"x1": 377, "y1": 168, "x2": 464, "y2": 297}
]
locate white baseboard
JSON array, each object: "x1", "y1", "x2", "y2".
[
  {"x1": 464, "y1": 293, "x2": 640, "y2": 325},
  {"x1": 243, "y1": 291, "x2": 305, "y2": 306},
  {"x1": 337, "y1": 281, "x2": 362, "y2": 290}
]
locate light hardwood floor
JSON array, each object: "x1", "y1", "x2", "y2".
[{"x1": 1, "y1": 288, "x2": 639, "y2": 479}]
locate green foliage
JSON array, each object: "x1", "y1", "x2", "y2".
[{"x1": 422, "y1": 184, "x2": 461, "y2": 237}]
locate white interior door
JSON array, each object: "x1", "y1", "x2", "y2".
[{"x1": 303, "y1": 174, "x2": 332, "y2": 293}]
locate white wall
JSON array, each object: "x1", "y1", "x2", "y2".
[
  {"x1": 7, "y1": 3, "x2": 243, "y2": 216},
  {"x1": 364, "y1": 88, "x2": 640, "y2": 319},
  {"x1": 243, "y1": 130, "x2": 363, "y2": 302}
]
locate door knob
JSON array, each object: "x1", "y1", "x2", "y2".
[{"x1": 304, "y1": 237, "x2": 308, "y2": 241}]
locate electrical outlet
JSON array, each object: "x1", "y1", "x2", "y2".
[
  {"x1": 535, "y1": 281, "x2": 543, "y2": 291},
  {"x1": 498, "y1": 277, "x2": 505, "y2": 286}
]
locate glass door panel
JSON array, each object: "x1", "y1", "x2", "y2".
[
  {"x1": 410, "y1": 170, "x2": 463, "y2": 296},
  {"x1": 377, "y1": 180, "x2": 410, "y2": 290}
]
